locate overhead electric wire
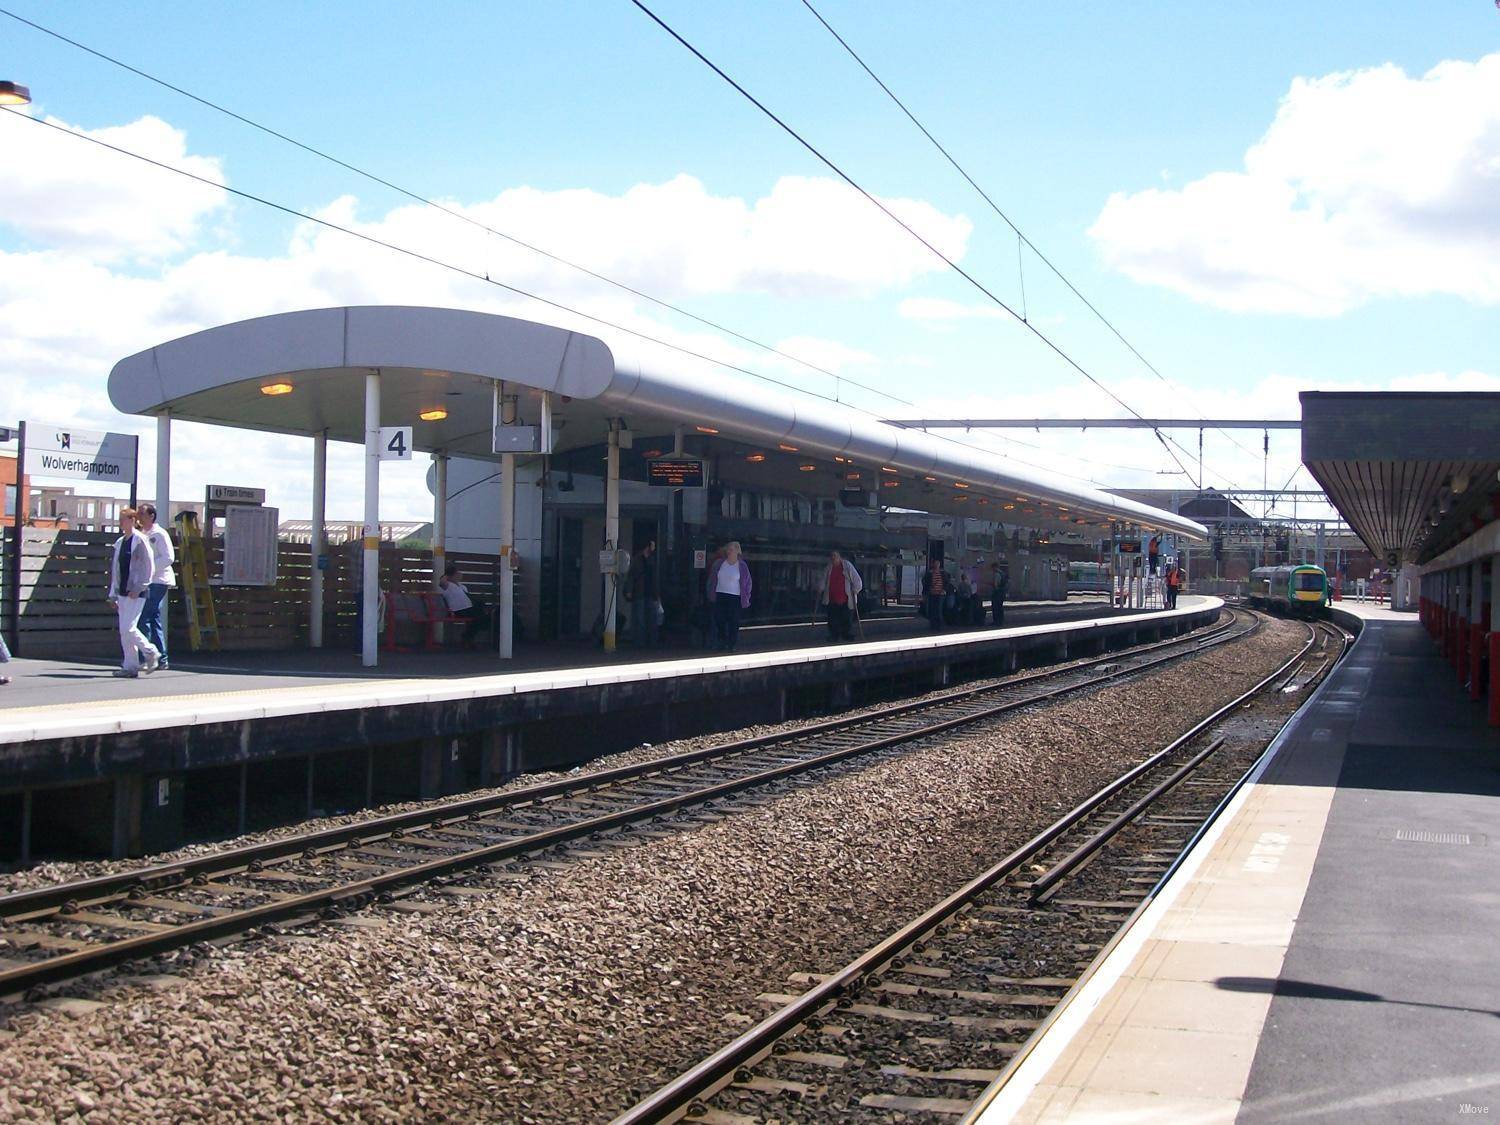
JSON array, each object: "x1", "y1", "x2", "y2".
[
  {"x1": 0, "y1": 5, "x2": 908, "y2": 409},
  {"x1": 794, "y1": 0, "x2": 1260, "y2": 460},
  {"x1": 2, "y1": 109, "x2": 845, "y2": 409},
  {"x1": 3, "y1": 106, "x2": 1169, "y2": 493},
  {"x1": 627, "y1": 0, "x2": 1224, "y2": 491},
  {"x1": 3, "y1": 4, "x2": 1205, "y2": 490}
]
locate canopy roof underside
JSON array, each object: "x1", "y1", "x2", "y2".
[{"x1": 1300, "y1": 391, "x2": 1500, "y2": 565}]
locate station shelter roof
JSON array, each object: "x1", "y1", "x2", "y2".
[
  {"x1": 108, "y1": 305, "x2": 1207, "y2": 542},
  {"x1": 1300, "y1": 391, "x2": 1500, "y2": 567}
]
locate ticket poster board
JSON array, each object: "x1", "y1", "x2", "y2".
[{"x1": 222, "y1": 504, "x2": 279, "y2": 586}]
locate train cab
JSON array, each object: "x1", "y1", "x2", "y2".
[{"x1": 1248, "y1": 564, "x2": 1330, "y2": 617}]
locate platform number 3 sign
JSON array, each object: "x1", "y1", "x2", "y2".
[{"x1": 379, "y1": 426, "x2": 414, "y2": 461}]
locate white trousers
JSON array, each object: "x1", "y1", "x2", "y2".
[{"x1": 116, "y1": 596, "x2": 159, "y2": 671}]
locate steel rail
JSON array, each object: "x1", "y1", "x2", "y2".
[
  {"x1": 0, "y1": 612, "x2": 1252, "y2": 995},
  {"x1": 611, "y1": 613, "x2": 1324, "y2": 1124},
  {"x1": 1, "y1": 611, "x2": 1242, "y2": 920},
  {"x1": 1029, "y1": 737, "x2": 1226, "y2": 903}
]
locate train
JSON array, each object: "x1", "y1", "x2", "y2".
[{"x1": 1248, "y1": 564, "x2": 1330, "y2": 617}]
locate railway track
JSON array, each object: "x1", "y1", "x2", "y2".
[
  {"x1": 0, "y1": 609, "x2": 1256, "y2": 998},
  {"x1": 614, "y1": 617, "x2": 1350, "y2": 1124}
]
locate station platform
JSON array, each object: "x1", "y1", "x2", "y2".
[
  {"x1": 981, "y1": 602, "x2": 1500, "y2": 1123},
  {"x1": 0, "y1": 597, "x2": 1220, "y2": 862},
  {"x1": 0, "y1": 599, "x2": 1116, "y2": 711}
]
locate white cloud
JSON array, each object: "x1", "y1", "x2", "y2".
[
  {"x1": 306, "y1": 174, "x2": 972, "y2": 302},
  {"x1": 770, "y1": 335, "x2": 875, "y2": 374},
  {"x1": 0, "y1": 109, "x2": 227, "y2": 262},
  {"x1": 898, "y1": 297, "x2": 1006, "y2": 322},
  {"x1": 1, "y1": 114, "x2": 979, "y2": 518},
  {"x1": 1090, "y1": 53, "x2": 1500, "y2": 315},
  {"x1": 18, "y1": 105, "x2": 1487, "y2": 527},
  {"x1": 1387, "y1": 369, "x2": 1500, "y2": 392}
]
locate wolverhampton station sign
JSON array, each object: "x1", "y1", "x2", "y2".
[{"x1": 23, "y1": 422, "x2": 139, "y2": 484}]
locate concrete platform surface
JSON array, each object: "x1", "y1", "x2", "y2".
[
  {"x1": 981, "y1": 610, "x2": 1500, "y2": 1124},
  {"x1": 0, "y1": 598, "x2": 1141, "y2": 734}
]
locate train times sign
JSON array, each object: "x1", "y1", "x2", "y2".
[{"x1": 23, "y1": 422, "x2": 139, "y2": 482}]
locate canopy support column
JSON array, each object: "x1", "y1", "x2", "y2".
[
  {"x1": 310, "y1": 430, "x2": 327, "y2": 648},
  {"x1": 1490, "y1": 556, "x2": 1500, "y2": 726},
  {"x1": 155, "y1": 412, "x2": 171, "y2": 521},
  {"x1": 604, "y1": 419, "x2": 621, "y2": 654},
  {"x1": 361, "y1": 372, "x2": 381, "y2": 668},
  {"x1": 1470, "y1": 559, "x2": 1484, "y2": 700},
  {"x1": 433, "y1": 453, "x2": 448, "y2": 585},
  {"x1": 499, "y1": 392, "x2": 517, "y2": 660}
]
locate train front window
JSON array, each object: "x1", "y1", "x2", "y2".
[{"x1": 1294, "y1": 572, "x2": 1324, "y2": 591}]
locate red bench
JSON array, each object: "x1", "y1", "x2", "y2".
[{"x1": 382, "y1": 591, "x2": 463, "y2": 652}]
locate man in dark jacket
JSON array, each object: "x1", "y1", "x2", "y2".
[{"x1": 991, "y1": 563, "x2": 1010, "y2": 626}]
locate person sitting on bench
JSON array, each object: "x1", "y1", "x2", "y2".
[{"x1": 439, "y1": 563, "x2": 487, "y2": 647}]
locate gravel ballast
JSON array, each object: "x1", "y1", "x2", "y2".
[{"x1": 0, "y1": 615, "x2": 1308, "y2": 1122}]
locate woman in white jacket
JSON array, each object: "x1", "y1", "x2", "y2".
[{"x1": 107, "y1": 508, "x2": 160, "y2": 678}]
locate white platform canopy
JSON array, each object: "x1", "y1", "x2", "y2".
[{"x1": 110, "y1": 305, "x2": 1207, "y2": 664}]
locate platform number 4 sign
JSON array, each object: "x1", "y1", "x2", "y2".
[{"x1": 379, "y1": 426, "x2": 413, "y2": 461}]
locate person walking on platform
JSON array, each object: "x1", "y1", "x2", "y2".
[
  {"x1": 628, "y1": 539, "x2": 662, "y2": 649},
  {"x1": 922, "y1": 558, "x2": 946, "y2": 631},
  {"x1": 107, "y1": 508, "x2": 160, "y2": 678},
  {"x1": 991, "y1": 562, "x2": 1009, "y2": 626},
  {"x1": 137, "y1": 503, "x2": 175, "y2": 671},
  {"x1": 707, "y1": 541, "x2": 751, "y2": 652},
  {"x1": 821, "y1": 550, "x2": 863, "y2": 642},
  {"x1": 439, "y1": 563, "x2": 487, "y2": 647},
  {"x1": 1147, "y1": 534, "x2": 1162, "y2": 576}
]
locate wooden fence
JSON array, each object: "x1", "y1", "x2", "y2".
[{"x1": 1, "y1": 528, "x2": 511, "y2": 659}]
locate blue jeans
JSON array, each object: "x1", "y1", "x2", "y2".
[{"x1": 141, "y1": 583, "x2": 169, "y2": 664}]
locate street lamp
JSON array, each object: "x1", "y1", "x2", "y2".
[{"x1": 0, "y1": 81, "x2": 31, "y2": 106}]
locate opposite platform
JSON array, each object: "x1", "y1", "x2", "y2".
[
  {"x1": 980, "y1": 604, "x2": 1500, "y2": 1123},
  {"x1": 0, "y1": 598, "x2": 1220, "y2": 861}
]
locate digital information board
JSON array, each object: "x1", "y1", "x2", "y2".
[{"x1": 647, "y1": 458, "x2": 705, "y2": 487}]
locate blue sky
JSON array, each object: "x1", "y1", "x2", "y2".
[{"x1": 2, "y1": 1, "x2": 1497, "y2": 516}]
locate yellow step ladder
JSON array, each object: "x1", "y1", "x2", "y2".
[{"x1": 174, "y1": 511, "x2": 220, "y2": 651}]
